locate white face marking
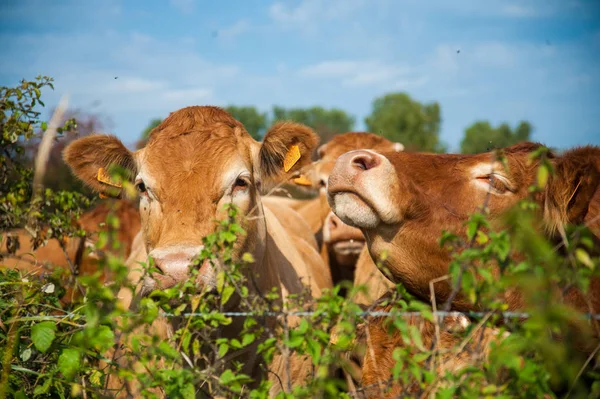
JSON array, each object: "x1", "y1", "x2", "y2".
[
  {"x1": 332, "y1": 193, "x2": 380, "y2": 229},
  {"x1": 469, "y1": 162, "x2": 512, "y2": 195},
  {"x1": 135, "y1": 168, "x2": 159, "y2": 202},
  {"x1": 220, "y1": 160, "x2": 251, "y2": 197}
]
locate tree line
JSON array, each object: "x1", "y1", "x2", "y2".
[
  {"x1": 139, "y1": 92, "x2": 532, "y2": 155},
  {"x1": 32, "y1": 91, "x2": 532, "y2": 196}
]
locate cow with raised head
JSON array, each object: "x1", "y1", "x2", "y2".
[
  {"x1": 327, "y1": 143, "x2": 600, "y2": 369},
  {"x1": 62, "y1": 106, "x2": 331, "y2": 396},
  {"x1": 288, "y1": 132, "x2": 402, "y2": 294}
]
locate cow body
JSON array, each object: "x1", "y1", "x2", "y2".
[
  {"x1": 1, "y1": 199, "x2": 141, "y2": 303},
  {"x1": 327, "y1": 143, "x2": 600, "y2": 353},
  {"x1": 63, "y1": 106, "x2": 329, "y2": 397}
]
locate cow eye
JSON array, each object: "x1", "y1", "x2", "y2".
[
  {"x1": 480, "y1": 174, "x2": 508, "y2": 194},
  {"x1": 135, "y1": 179, "x2": 148, "y2": 195},
  {"x1": 232, "y1": 177, "x2": 249, "y2": 193},
  {"x1": 319, "y1": 178, "x2": 326, "y2": 188}
]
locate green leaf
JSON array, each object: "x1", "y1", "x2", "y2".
[
  {"x1": 218, "y1": 343, "x2": 229, "y2": 357},
  {"x1": 221, "y1": 285, "x2": 235, "y2": 305},
  {"x1": 575, "y1": 248, "x2": 594, "y2": 269},
  {"x1": 537, "y1": 164, "x2": 548, "y2": 188},
  {"x1": 33, "y1": 377, "x2": 52, "y2": 395},
  {"x1": 20, "y1": 348, "x2": 32, "y2": 362},
  {"x1": 242, "y1": 252, "x2": 255, "y2": 263},
  {"x1": 286, "y1": 334, "x2": 304, "y2": 348},
  {"x1": 58, "y1": 348, "x2": 81, "y2": 379},
  {"x1": 31, "y1": 321, "x2": 56, "y2": 353},
  {"x1": 219, "y1": 369, "x2": 235, "y2": 384}
]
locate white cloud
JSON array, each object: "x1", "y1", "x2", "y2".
[
  {"x1": 169, "y1": 0, "x2": 195, "y2": 14},
  {"x1": 163, "y1": 88, "x2": 212, "y2": 102},
  {"x1": 500, "y1": 4, "x2": 541, "y2": 17},
  {"x1": 269, "y1": 0, "x2": 367, "y2": 34},
  {"x1": 299, "y1": 60, "x2": 418, "y2": 87},
  {"x1": 104, "y1": 77, "x2": 167, "y2": 94},
  {"x1": 217, "y1": 20, "x2": 250, "y2": 41}
]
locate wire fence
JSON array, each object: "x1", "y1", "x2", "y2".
[{"x1": 14, "y1": 309, "x2": 600, "y2": 321}]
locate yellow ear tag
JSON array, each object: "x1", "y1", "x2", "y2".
[
  {"x1": 283, "y1": 144, "x2": 301, "y2": 172},
  {"x1": 293, "y1": 175, "x2": 313, "y2": 186},
  {"x1": 97, "y1": 167, "x2": 122, "y2": 188}
]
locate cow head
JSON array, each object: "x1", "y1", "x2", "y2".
[
  {"x1": 327, "y1": 142, "x2": 600, "y2": 304},
  {"x1": 299, "y1": 132, "x2": 404, "y2": 267},
  {"x1": 63, "y1": 106, "x2": 319, "y2": 295}
]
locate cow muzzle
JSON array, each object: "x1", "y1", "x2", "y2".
[
  {"x1": 323, "y1": 211, "x2": 365, "y2": 265},
  {"x1": 327, "y1": 150, "x2": 400, "y2": 229},
  {"x1": 144, "y1": 245, "x2": 216, "y2": 292}
]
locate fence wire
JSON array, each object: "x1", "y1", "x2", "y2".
[{"x1": 14, "y1": 310, "x2": 600, "y2": 321}]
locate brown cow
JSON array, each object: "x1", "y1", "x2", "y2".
[
  {"x1": 62, "y1": 106, "x2": 330, "y2": 396},
  {"x1": 359, "y1": 299, "x2": 510, "y2": 398},
  {"x1": 327, "y1": 143, "x2": 600, "y2": 352},
  {"x1": 292, "y1": 132, "x2": 404, "y2": 291},
  {"x1": 1, "y1": 199, "x2": 141, "y2": 303}
]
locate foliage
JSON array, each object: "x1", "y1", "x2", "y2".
[
  {"x1": 460, "y1": 120, "x2": 532, "y2": 154},
  {"x1": 1, "y1": 77, "x2": 599, "y2": 399},
  {"x1": 272, "y1": 106, "x2": 355, "y2": 147},
  {"x1": 364, "y1": 92, "x2": 447, "y2": 153},
  {"x1": 0, "y1": 76, "x2": 91, "y2": 245},
  {"x1": 225, "y1": 106, "x2": 268, "y2": 140}
]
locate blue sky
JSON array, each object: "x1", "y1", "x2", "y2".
[{"x1": 1, "y1": 0, "x2": 599, "y2": 151}]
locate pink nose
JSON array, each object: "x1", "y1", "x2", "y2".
[
  {"x1": 326, "y1": 212, "x2": 363, "y2": 243},
  {"x1": 350, "y1": 151, "x2": 380, "y2": 171},
  {"x1": 327, "y1": 150, "x2": 382, "y2": 196}
]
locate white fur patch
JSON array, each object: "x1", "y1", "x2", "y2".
[
  {"x1": 469, "y1": 162, "x2": 513, "y2": 195},
  {"x1": 333, "y1": 192, "x2": 380, "y2": 229},
  {"x1": 393, "y1": 142, "x2": 404, "y2": 152}
]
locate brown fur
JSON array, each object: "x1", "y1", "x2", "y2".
[
  {"x1": 328, "y1": 142, "x2": 600, "y2": 352},
  {"x1": 359, "y1": 302, "x2": 508, "y2": 398},
  {"x1": 62, "y1": 135, "x2": 136, "y2": 196},
  {"x1": 294, "y1": 132, "x2": 402, "y2": 290},
  {"x1": 352, "y1": 247, "x2": 395, "y2": 306},
  {"x1": 63, "y1": 106, "x2": 328, "y2": 397},
  {"x1": 260, "y1": 121, "x2": 320, "y2": 188},
  {"x1": 1, "y1": 199, "x2": 141, "y2": 304}
]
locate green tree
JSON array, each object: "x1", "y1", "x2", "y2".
[
  {"x1": 136, "y1": 118, "x2": 163, "y2": 149},
  {"x1": 141, "y1": 118, "x2": 163, "y2": 140},
  {"x1": 364, "y1": 92, "x2": 445, "y2": 152},
  {"x1": 460, "y1": 120, "x2": 532, "y2": 154},
  {"x1": 224, "y1": 106, "x2": 268, "y2": 140},
  {"x1": 272, "y1": 106, "x2": 355, "y2": 144},
  {"x1": 23, "y1": 108, "x2": 112, "y2": 195}
]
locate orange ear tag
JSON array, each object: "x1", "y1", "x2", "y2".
[
  {"x1": 97, "y1": 167, "x2": 123, "y2": 188},
  {"x1": 293, "y1": 175, "x2": 313, "y2": 186},
  {"x1": 283, "y1": 144, "x2": 301, "y2": 172}
]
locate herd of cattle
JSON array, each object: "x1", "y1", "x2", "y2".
[{"x1": 2, "y1": 105, "x2": 599, "y2": 397}]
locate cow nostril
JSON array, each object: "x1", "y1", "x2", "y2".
[
  {"x1": 351, "y1": 153, "x2": 379, "y2": 171},
  {"x1": 330, "y1": 216, "x2": 338, "y2": 229}
]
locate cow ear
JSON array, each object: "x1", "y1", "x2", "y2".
[
  {"x1": 259, "y1": 122, "x2": 319, "y2": 190},
  {"x1": 63, "y1": 134, "x2": 137, "y2": 198},
  {"x1": 544, "y1": 148, "x2": 600, "y2": 233},
  {"x1": 393, "y1": 142, "x2": 405, "y2": 152},
  {"x1": 317, "y1": 143, "x2": 328, "y2": 159}
]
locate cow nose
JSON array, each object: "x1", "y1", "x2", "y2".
[
  {"x1": 350, "y1": 151, "x2": 380, "y2": 171},
  {"x1": 147, "y1": 246, "x2": 203, "y2": 289},
  {"x1": 328, "y1": 212, "x2": 340, "y2": 231}
]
